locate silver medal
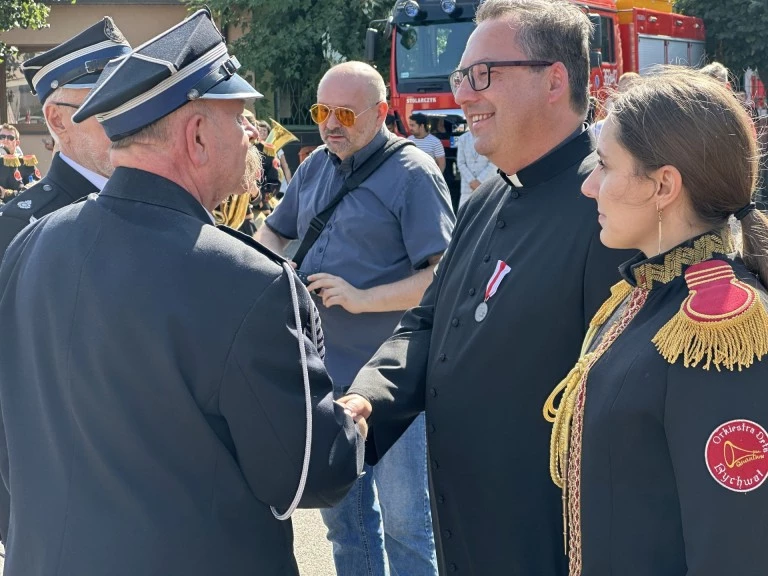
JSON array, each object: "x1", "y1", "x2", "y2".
[{"x1": 474, "y1": 301, "x2": 488, "y2": 322}]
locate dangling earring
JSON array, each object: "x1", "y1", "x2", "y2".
[{"x1": 657, "y1": 205, "x2": 663, "y2": 256}]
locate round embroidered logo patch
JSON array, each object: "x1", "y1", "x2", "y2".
[{"x1": 705, "y1": 419, "x2": 768, "y2": 493}]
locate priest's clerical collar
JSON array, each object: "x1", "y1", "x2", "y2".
[{"x1": 498, "y1": 125, "x2": 589, "y2": 189}]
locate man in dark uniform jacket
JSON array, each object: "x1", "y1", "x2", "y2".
[
  {"x1": 0, "y1": 17, "x2": 131, "y2": 256},
  {"x1": 0, "y1": 10, "x2": 363, "y2": 576},
  {"x1": 340, "y1": 1, "x2": 634, "y2": 574}
]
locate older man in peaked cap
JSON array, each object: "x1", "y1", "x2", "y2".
[
  {"x1": 0, "y1": 9, "x2": 363, "y2": 576},
  {"x1": 0, "y1": 17, "x2": 132, "y2": 255}
]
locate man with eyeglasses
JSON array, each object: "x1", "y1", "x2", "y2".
[
  {"x1": 0, "y1": 18, "x2": 131, "y2": 256},
  {"x1": 0, "y1": 124, "x2": 41, "y2": 203},
  {"x1": 339, "y1": 1, "x2": 632, "y2": 574},
  {"x1": 256, "y1": 61, "x2": 454, "y2": 576}
]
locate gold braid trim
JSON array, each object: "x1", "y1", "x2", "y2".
[
  {"x1": 22, "y1": 155, "x2": 38, "y2": 167},
  {"x1": 653, "y1": 284, "x2": 768, "y2": 371},
  {"x1": 632, "y1": 230, "x2": 732, "y2": 290},
  {"x1": 544, "y1": 280, "x2": 632, "y2": 480},
  {"x1": 2, "y1": 155, "x2": 20, "y2": 168}
]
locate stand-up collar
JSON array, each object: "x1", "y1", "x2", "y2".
[
  {"x1": 99, "y1": 167, "x2": 212, "y2": 223},
  {"x1": 498, "y1": 126, "x2": 592, "y2": 189},
  {"x1": 620, "y1": 228, "x2": 734, "y2": 290}
]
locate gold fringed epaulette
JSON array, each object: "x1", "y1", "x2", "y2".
[
  {"x1": 2, "y1": 155, "x2": 20, "y2": 168},
  {"x1": 22, "y1": 154, "x2": 38, "y2": 167},
  {"x1": 652, "y1": 260, "x2": 768, "y2": 371}
]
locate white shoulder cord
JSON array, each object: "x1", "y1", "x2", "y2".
[{"x1": 271, "y1": 262, "x2": 315, "y2": 520}]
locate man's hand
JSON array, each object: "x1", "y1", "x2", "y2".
[
  {"x1": 469, "y1": 179, "x2": 481, "y2": 191},
  {"x1": 336, "y1": 394, "x2": 372, "y2": 420},
  {"x1": 307, "y1": 273, "x2": 370, "y2": 314},
  {"x1": 336, "y1": 395, "x2": 372, "y2": 439}
]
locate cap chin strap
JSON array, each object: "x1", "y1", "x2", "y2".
[{"x1": 186, "y1": 55, "x2": 240, "y2": 101}]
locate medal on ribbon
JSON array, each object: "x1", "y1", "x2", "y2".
[{"x1": 475, "y1": 260, "x2": 511, "y2": 322}]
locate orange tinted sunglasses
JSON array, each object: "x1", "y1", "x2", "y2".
[{"x1": 309, "y1": 103, "x2": 379, "y2": 127}]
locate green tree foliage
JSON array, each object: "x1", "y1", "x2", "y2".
[
  {"x1": 1, "y1": 0, "x2": 55, "y2": 63},
  {"x1": 185, "y1": 0, "x2": 393, "y2": 122},
  {"x1": 675, "y1": 0, "x2": 768, "y2": 79}
]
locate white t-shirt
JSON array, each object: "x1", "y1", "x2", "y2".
[{"x1": 407, "y1": 134, "x2": 445, "y2": 159}]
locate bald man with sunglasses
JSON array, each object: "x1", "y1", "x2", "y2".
[
  {"x1": 256, "y1": 61, "x2": 454, "y2": 576},
  {"x1": 0, "y1": 18, "x2": 131, "y2": 256}
]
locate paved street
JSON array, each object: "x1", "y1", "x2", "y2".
[{"x1": 0, "y1": 509, "x2": 336, "y2": 575}]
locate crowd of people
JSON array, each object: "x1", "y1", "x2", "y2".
[{"x1": 0, "y1": 1, "x2": 767, "y2": 575}]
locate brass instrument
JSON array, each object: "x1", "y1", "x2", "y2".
[
  {"x1": 261, "y1": 118, "x2": 298, "y2": 158},
  {"x1": 213, "y1": 119, "x2": 297, "y2": 230},
  {"x1": 213, "y1": 192, "x2": 251, "y2": 229}
]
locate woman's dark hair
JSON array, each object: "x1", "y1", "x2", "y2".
[{"x1": 610, "y1": 67, "x2": 768, "y2": 285}]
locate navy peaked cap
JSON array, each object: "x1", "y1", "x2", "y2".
[
  {"x1": 21, "y1": 17, "x2": 132, "y2": 104},
  {"x1": 72, "y1": 9, "x2": 262, "y2": 142}
]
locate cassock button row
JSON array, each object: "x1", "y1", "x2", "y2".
[
  {"x1": 429, "y1": 424, "x2": 436, "y2": 433},
  {"x1": 510, "y1": 190, "x2": 520, "y2": 199},
  {"x1": 468, "y1": 287, "x2": 475, "y2": 296},
  {"x1": 430, "y1": 387, "x2": 438, "y2": 397},
  {"x1": 482, "y1": 254, "x2": 490, "y2": 262},
  {"x1": 496, "y1": 219, "x2": 506, "y2": 229},
  {"x1": 444, "y1": 529, "x2": 453, "y2": 539},
  {"x1": 431, "y1": 459, "x2": 440, "y2": 470},
  {"x1": 449, "y1": 563, "x2": 458, "y2": 572},
  {"x1": 439, "y1": 353, "x2": 447, "y2": 362},
  {"x1": 451, "y1": 318, "x2": 459, "y2": 327},
  {"x1": 437, "y1": 495, "x2": 445, "y2": 504}
]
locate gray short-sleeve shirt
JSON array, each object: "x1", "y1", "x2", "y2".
[{"x1": 267, "y1": 126, "x2": 454, "y2": 388}]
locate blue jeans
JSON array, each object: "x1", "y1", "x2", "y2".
[{"x1": 321, "y1": 413, "x2": 437, "y2": 576}]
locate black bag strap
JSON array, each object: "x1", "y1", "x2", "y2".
[{"x1": 293, "y1": 137, "x2": 414, "y2": 268}]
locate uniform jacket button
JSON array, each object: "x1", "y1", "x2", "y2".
[
  {"x1": 510, "y1": 190, "x2": 520, "y2": 199},
  {"x1": 430, "y1": 387, "x2": 438, "y2": 397},
  {"x1": 438, "y1": 353, "x2": 447, "y2": 362},
  {"x1": 468, "y1": 287, "x2": 475, "y2": 296},
  {"x1": 451, "y1": 317, "x2": 459, "y2": 327},
  {"x1": 431, "y1": 459, "x2": 439, "y2": 470},
  {"x1": 496, "y1": 219, "x2": 505, "y2": 229},
  {"x1": 449, "y1": 563, "x2": 458, "y2": 572},
  {"x1": 482, "y1": 254, "x2": 490, "y2": 262},
  {"x1": 428, "y1": 424, "x2": 436, "y2": 433},
  {"x1": 444, "y1": 529, "x2": 453, "y2": 539},
  {"x1": 437, "y1": 495, "x2": 445, "y2": 504}
]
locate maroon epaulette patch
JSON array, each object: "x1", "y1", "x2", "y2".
[
  {"x1": 682, "y1": 260, "x2": 755, "y2": 321},
  {"x1": 653, "y1": 259, "x2": 768, "y2": 370}
]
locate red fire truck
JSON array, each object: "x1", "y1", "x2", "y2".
[{"x1": 365, "y1": 0, "x2": 705, "y2": 205}]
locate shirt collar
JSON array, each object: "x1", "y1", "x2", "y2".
[
  {"x1": 620, "y1": 228, "x2": 734, "y2": 291},
  {"x1": 498, "y1": 125, "x2": 590, "y2": 189},
  {"x1": 58, "y1": 152, "x2": 109, "y2": 191},
  {"x1": 326, "y1": 125, "x2": 390, "y2": 174}
]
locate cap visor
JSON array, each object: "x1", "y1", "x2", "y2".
[
  {"x1": 200, "y1": 73, "x2": 262, "y2": 100},
  {"x1": 62, "y1": 72, "x2": 103, "y2": 91}
]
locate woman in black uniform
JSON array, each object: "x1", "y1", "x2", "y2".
[{"x1": 545, "y1": 68, "x2": 768, "y2": 575}]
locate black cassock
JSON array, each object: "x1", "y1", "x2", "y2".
[
  {"x1": 0, "y1": 167, "x2": 362, "y2": 576},
  {"x1": 0, "y1": 152, "x2": 97, "y2": 257},
  {"x1": 350, "y1": 130, "x2": 633, "y2": 575}
]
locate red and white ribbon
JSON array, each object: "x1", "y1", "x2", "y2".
[{"x1": 484, "y1": 260, "x2": 511, "y2": 302}]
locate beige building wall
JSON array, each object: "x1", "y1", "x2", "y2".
[{"x1": 1, "y1": 2, "x2": 189, "y2": 174}]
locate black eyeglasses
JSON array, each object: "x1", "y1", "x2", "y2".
[
  {"x1": 50, "y1": 101, "x2": 80, "y2": 110},
  {"x1": 449, "y1": 60, "x2": 554, "y2": 96},
  {"x1": 0, "y1": 134, "x2": 17, "y2": 141}
]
